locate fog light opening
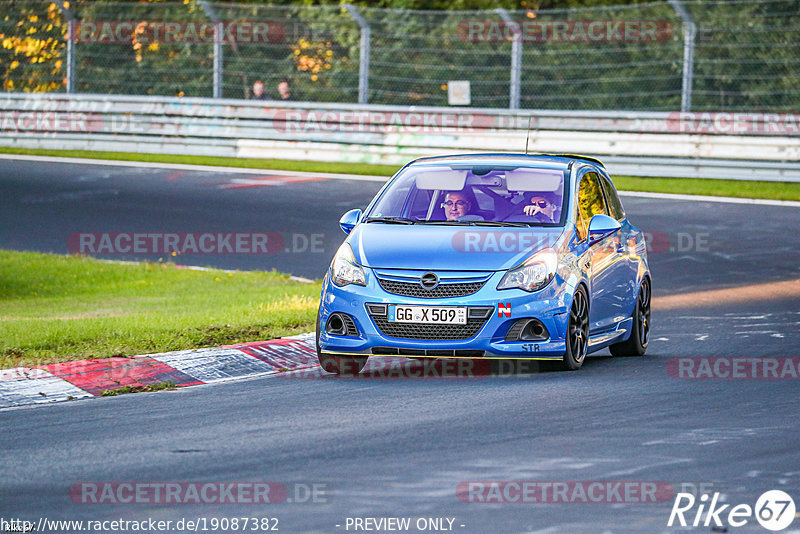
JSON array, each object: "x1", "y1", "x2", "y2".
[
  {"x1": 502, "y1": 318, "x2": 550, "y2": 342},
  {"x1": 520, "y1": 319, "x2": 547, "y2": 341},
  {"x1": 326, "y1": 313, "x2": 347, "y2": 336}
]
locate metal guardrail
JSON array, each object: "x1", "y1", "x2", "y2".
[{"x1": 1, "y1": 94, "x2": 798, "y2": 182}]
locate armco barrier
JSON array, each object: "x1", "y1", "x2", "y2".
[{"x1": 1, "y1": 94, "x2": 798, "y2": 181}]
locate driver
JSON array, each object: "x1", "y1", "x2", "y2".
[
  {"x1": 523, "y1": 192, "x2": 559, "y2": 222},
  {"x1": 442, "y1": 190, "x2": 483, "y2": 221}
]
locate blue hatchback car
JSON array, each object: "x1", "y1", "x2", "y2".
[{"x1": 316, "y1": 153, "x2": 651, "y2": 373}]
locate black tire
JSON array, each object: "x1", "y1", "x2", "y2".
[
  {"x1": 562, "y1": 286, "x2": 589, "y2": 371},
  {"x1": 609, "y1": 278, "x2": 651, "y2": 357},
  {"x1": 316, "y1": 309, "x2": 368, "y2": 375}
]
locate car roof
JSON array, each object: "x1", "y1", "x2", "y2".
[{"x1": 408, "y1": 153, "x2": 605, "y2": 170}]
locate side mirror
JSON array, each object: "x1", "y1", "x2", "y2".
[
  {"x1": 339, "y1": 209, "x2": 362, "y2": 235},
  {"x1": 587, "y1": 214, "x2": 621, "y2": 245}
]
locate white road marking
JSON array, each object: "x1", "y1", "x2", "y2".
[
  {"x1": 0, "y1": 368, "x2": 92, "y2": 408},
  {"x1": 149, "y1": 348, "x2": 279, "y2": 383},
  {"x1": 735, "y1": 330, "x2": 779, "y2": 335}
]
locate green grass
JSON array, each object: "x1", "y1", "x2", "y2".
[
  {"x1": 1, "y1": 146, "x2": 798, "y2": 201},
  {"x1": 612, "y1": 175, "x2": 800, "y2": 202},
  {"x1": 0, "y1": 250, "x2": 322, "y2": 368},
  {"x1": 100, "y1": 382, "x2": 176, "y2": 396}
]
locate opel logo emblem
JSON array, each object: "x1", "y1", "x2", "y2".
[{"x1": 420, "y1": 272, "x2": 439, "y2": 290}]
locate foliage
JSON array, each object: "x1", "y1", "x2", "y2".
[
  {"x1": 0, "y1": 0, "x2": 797, "y2": 110},
  {"x1": 0, "y1": 1, "x2": 67, "y2": 92}
]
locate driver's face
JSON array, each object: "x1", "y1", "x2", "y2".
[
  {"x1": 445, "y1": 192, "x2": 470, "y2": 220},
  {"x1": 529, "y1": 196, "x2": 556, "y2": 217}
]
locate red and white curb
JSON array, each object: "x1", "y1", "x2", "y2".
[{"x1": 0, "y1": 333, "x2": 318, "y2": 409}]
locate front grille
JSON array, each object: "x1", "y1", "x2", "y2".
[
  {"x1": 377, "y1": 278, "x2": 486, "y2": 299},
  {"x1": 371, "y1": 316, "x2": 489, "y2": 340}
]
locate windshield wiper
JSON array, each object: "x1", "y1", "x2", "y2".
[
  {"x1": 369, "y1": 218, "x2": 533, "y2": 227},
  {"x1": 415, "y1": 220, "x2": 532, "y2": 227},
  {"x1": 469, "y1": 221, "x2": 531, "y2": 227},
  {"x1": 414, "y1": 220, "x2": 471, "y2": 225},
  {"x1": 365, "y1": 216, "x2": 416, "y2": 225}
]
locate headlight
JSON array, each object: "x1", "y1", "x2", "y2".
[
  {"x1": 331, "y1": 242, "x2": 366, "y2": 287},
  {"x1": 497, "y1": 248, "x2": 558, "y2": 292}
]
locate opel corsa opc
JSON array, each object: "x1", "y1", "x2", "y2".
[{"x1": 316, "y1": 154, "x2": 651, "y2": 374}]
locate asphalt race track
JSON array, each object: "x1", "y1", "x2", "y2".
[{"x1": 1, "y1": 157, "x2": 799, "y2": 533}]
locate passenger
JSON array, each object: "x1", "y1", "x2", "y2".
[
  {"x1": 523, "y1": 192, "x2": 559, "y2": 222},
  {"x1": 442, "y1": 190, "x2": 483, "y2": 221}
]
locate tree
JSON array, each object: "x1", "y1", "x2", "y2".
[{"x1": 0, "y1": 1, "x2": 67, "y2": 92}]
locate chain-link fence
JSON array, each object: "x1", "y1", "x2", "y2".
[{"x1": 1, "y1": 0, "x2": 798, "y2": 111}]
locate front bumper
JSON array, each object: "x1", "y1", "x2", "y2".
[{"x1": 318, "y1": 268, "x2": 571, "y2": 360}]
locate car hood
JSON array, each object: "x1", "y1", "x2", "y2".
[{"x1": 349, "y1": 223, "x2": 565, "y2": 271}]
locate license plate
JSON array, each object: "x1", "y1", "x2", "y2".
[{"x1": 388, "y1": 305, "x2": 467, "y2": 324}]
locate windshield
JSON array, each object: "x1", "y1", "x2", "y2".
[{"x1": 366, "y1": 163, "x2": 567, "y2": 226}]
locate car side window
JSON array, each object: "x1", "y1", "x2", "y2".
[
  {"x1": 407, "y1": 187, "x2": 431, "y2": 219},
  {"x1": 576, "y1": 172, "x2": 608, "y2": 241},
  {"x1": 599, "y1": 175, "x2": 626, "y2": 222},
  {"x1": 373, "y1": 185, "x2": 410, "y2": 218}
]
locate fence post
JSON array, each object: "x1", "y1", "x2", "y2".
[
  {"x1": 199, "y1": 1, "x2": 223, "y2": 99},
  {"x1": 668, "y1": 0, "x2": 695, "y2": 112},
  {"x1": 496, "y1": 9, "x2": 521, "y2": 110},
  {"x1": 53, "y1": 0, "x2": 75, "y2": 93},
  {"x1": 345, "y1": 4, "x2": 370, "y2": 104}
]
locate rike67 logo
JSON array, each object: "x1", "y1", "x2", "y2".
[{"x1": 668, "y1": 490, "x2": 795, "y2": 531}]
